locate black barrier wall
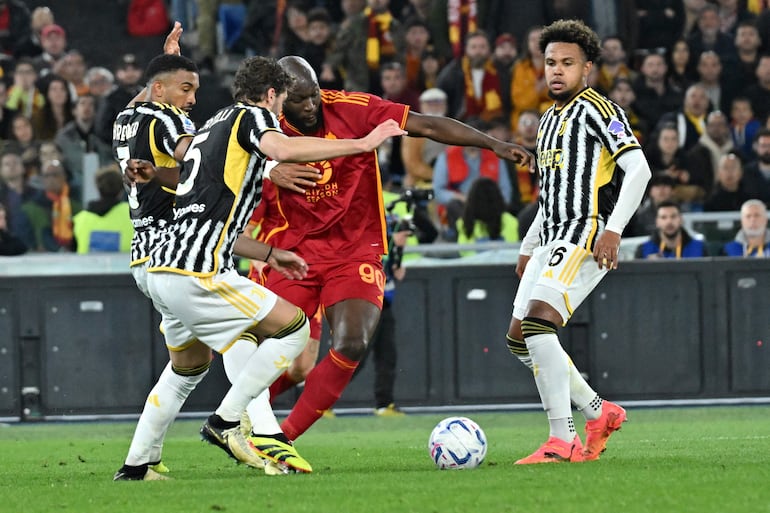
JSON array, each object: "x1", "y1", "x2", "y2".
[{"x1": 1, "y1": 258, "x2": 768, "y2": 419}]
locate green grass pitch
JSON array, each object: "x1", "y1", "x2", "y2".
[{"x1": 0, "y1": 406, "x2": 768, "y2": 513}]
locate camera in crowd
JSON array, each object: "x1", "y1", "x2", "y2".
[{"x1": 386, "y1": 188, "x2": 435, "y2": 235}]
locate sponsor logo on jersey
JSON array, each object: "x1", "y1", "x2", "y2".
[{"x1": 173, "y1": 202, "x2": 207, "y2": 220}]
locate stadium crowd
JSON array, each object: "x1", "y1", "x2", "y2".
[{"x1": 1, "y1": 0, "x2": 770, "y2": 258}]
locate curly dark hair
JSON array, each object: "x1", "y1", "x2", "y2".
[
  {"x1": 539, "y1": 19, "x2": 601, "y2": 63},
  {"x1": 461, "y1": 177, "x2": 507, "y2": 240},
  {"x1": 232, "y1": 56, "x2": 294, "y2": 103},
  {"x1": 143, "y1": 54, "x2": 198, "y2": 84}
]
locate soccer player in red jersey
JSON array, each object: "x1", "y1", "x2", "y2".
[{"x1": 246, "y1": 56, "x2": 533, "y2": 441}]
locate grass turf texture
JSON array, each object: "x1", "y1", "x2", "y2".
[{"x1": 0, "y1": 406, "x2": 768, "y2": 513}]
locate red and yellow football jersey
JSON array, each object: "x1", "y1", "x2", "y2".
[{"x1": 257, "y1": 90, "x2": 409, "y2": 263}]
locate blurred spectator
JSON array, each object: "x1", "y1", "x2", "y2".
[
  {"x1": 645, "y1": 123, "x2": 689, "y2": 177},
  {"x1": 608, "y1": 77, "x2": 647, "y2": 143},
  {"x1": 31, "y1": 22, "x2": 67, "y2": 75},
  {"x1": 683, "y1": 0, "x2": 708, "y2": 36},
  {"x1": 0, "y1": 0, "x2": 31, "y2": 58},
  {"x1": 633, "y1": 52, "x2": 682, "y2": 132},
  {"x1": 54, "y1": 49, "x2": 89, "y2": 97},
  {"x1": 21, "y1": 159, "x2": 80, "y2": 252},
  {"x1": 5, "y1": 58, "x2": 44, "y2": 117},
  {"x1": 715, "y1": 0, "x2": 755, "y2": 37},
  {"x1": 7, "y1": 113, "x2": 37, "y2": 157},
  {"x1": 403, "y1": 18, "x2": 433, "y2": 92},
  {"x1": 588, "y1": 0, "x2": 639, "y2": 50},
  {"x1": 437, "y1": 30, "x2": 503, "y2": 122},
  {"x1": 658, "y1": 83, "x2": 711, "y2": 151},
  {"x1": 0, "y1": 149, "x2": 30, "y2": 198},
  {"x1": 509, "y1": 25, "x2": 549, "y2": 131},
  {"x1": 302, "y1": 7, "x2": 341, "y2": 90},
  {"x1": 327, "y1": 0, "x2": 405, "y2": 95},
  {"x1": 417, "y1": 45, "x2": 443, "y2": 90},
  {"x1": 686, "y1": 3, "x2": 738, "y2": 72},
  {"x1": 733, "y1": 20, "x2": 761, "y2": 90},
  {"x1": 704, "y1": 152, "x2": 750, "y2": 211},
  {"x1": 55, "y1": 94, "x2": 112, "y2": 194},
  {"x1": 741, "y1": 128, "x2": 770, "y2": 206},
  {"x1": 596, "y1": 35, "x2": 634, "y2": 95},
  {"x1": 743, "y1": 54, "x2": 770, "y2": 125},
  {"x1": 94, "y1": 53, "x2": 143, "y2": 144},
  {"x1": 73, "y1": 164, "x2": 132, "y2": 254},
  {"x1": 628, "y1": 174, "x2": 677, "y2": 237},
  {"x1": 635, "y1": 200, "x2": 708, "y2": 258},
  {"x1": 84, "y1": 67, "x2": 115, "y2": 104},
  {"x1": 378, "y1": 62, "x2": 419, "y2": 189},
  {"x1": 722, "y1": 198, "x2": 770, "y2": 256},
  {"x1": 666, "y1": 38, "x2": 696, "y2": 94},
  {"x1": 685, "y1": 110, "x2": 735, "y2": 203},
  {"x1": 491, "y1": 33, "x2": 516, "y2": 121},
  {"x1": 509, "y1": 109, "x2": 539, "y2": 213},
  {"x1": 278, "y1": 1, "x2": 311, "y2": 58},
  {"x1": 456, "y1": 176, "x2": 519, "y2": 256},
  {"x1": 14, "y1": 5, "x2": 53, "y2": 58},
  {"x1": 401, "y1": 87, "x2": 447, "y2": 188},
  {"x1": 635, "y1": 1, "x2": 686, "y2": 57},
  {"x1": 695, "y1": 50, "x2": 736, "y2": 113},
  {"x1": 432, "y1": 117, "x2": 512, "y2": 239},
  {"x1": 730, "y1": 96, "x2": 760, "y2": 159},
  {"x1": 0, "y1": 200, "x2": 26, "y2": 255},
  {"x1": 31, "y1": 75, "x2": 73, "y2": 141}
]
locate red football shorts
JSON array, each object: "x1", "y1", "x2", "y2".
[{"x1": 263, "y1": 258, "x2": 385, "y2": 328}]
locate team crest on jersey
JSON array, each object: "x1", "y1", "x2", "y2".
[{"x1": 607, "y1": 118, "x2": 625, "y2": 138}]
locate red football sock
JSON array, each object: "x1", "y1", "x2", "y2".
[
  {"x1": 281, "y1": 349, "x2": 358, "y2": 440},
  {"x1": 269, "y1": 371, "x2": 300, "y2": 401}
]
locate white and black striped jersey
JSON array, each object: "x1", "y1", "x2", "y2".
[
  {"x1": 112, "y1": 101, "x2": 196, "y2": 265},
  {"x1": 148, "y1": 103, "x2": 281, "y2": 276},
  {"x1": 535, "y1": 87, "x2": 641, "y2": 251}
]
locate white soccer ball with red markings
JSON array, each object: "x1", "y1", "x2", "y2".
[{"x1": 428, "y1": 416, "x2": 487, "y2": 470}]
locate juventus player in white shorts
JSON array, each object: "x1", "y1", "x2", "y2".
[{"x1": 506, "y1": 20, "x2": 651, "y2": 464}]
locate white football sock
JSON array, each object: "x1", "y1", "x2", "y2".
[
  {"x1": 566, "y1": 353, "x2": 602, "y2": 420},
  {"x1": 526, "y1": 333, "x2": 574, "y2": 442},
  {"x1": 125, "y1": 362, "x2": 208, "y2": 466},
  {"x1": 216, "y1": 320, "x2": 309, "y2": 422},
  {"x1": 222, "y1": 340, "x2": 281, "y2": 435}
]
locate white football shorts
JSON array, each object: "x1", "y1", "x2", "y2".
[
  {"x1": 147, "y1": 268, "x2": 278, "y2": 353},
  {"x1": 513, "y1": 240, "x2": 608, "y2": 324}
]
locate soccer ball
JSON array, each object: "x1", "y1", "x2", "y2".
[{"x1": 428, "y1": 416, "x2": 487, "y2": 470}]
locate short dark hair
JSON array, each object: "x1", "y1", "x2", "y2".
[
  {"x1": 540, "y1": 19, "x2": 601, "y2": 62},
  {"x1": 143, "y1": 54, "x2": 198, "y2": 84},
  {"x1": 232, "y1": 56, "x2": 294, "y2": 103},
  {"x1": 656, "y1": 199, "x2": 681, "y2": 214}
]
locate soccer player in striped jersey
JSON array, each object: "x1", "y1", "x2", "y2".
[
  {"x1": 143, "y1": 55, "x2": 406, "y2": 474},
  {"x1": 232, "y1": 55, "x2": 533, "y2": 443},
  {"x1": 113, "y1": 28, "x2": 324, "y2": 479},
  {"x1": 508, "y1": 19, "x2": 651, "y2": 464}
]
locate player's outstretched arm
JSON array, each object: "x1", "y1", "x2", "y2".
[
  {"x1": 404, "y1": 112, "x2": 534, "y2": 170},
  {"x1": 260, "y1": 119, "x2": 407, "y2": 163}
]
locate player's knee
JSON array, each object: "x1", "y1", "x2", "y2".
[
  {"x1": 520, "y1": 316, "x2": 558, "y2": 340},
  {"x1": 269, "y1": 308, "x2": 310, "y2": 355},
  {"x1": 505, "y1": 334, "x2": 529, "y2": 356},
  {"x1": 333, "y1": 336, "x2": 368, "y2": 361}
]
